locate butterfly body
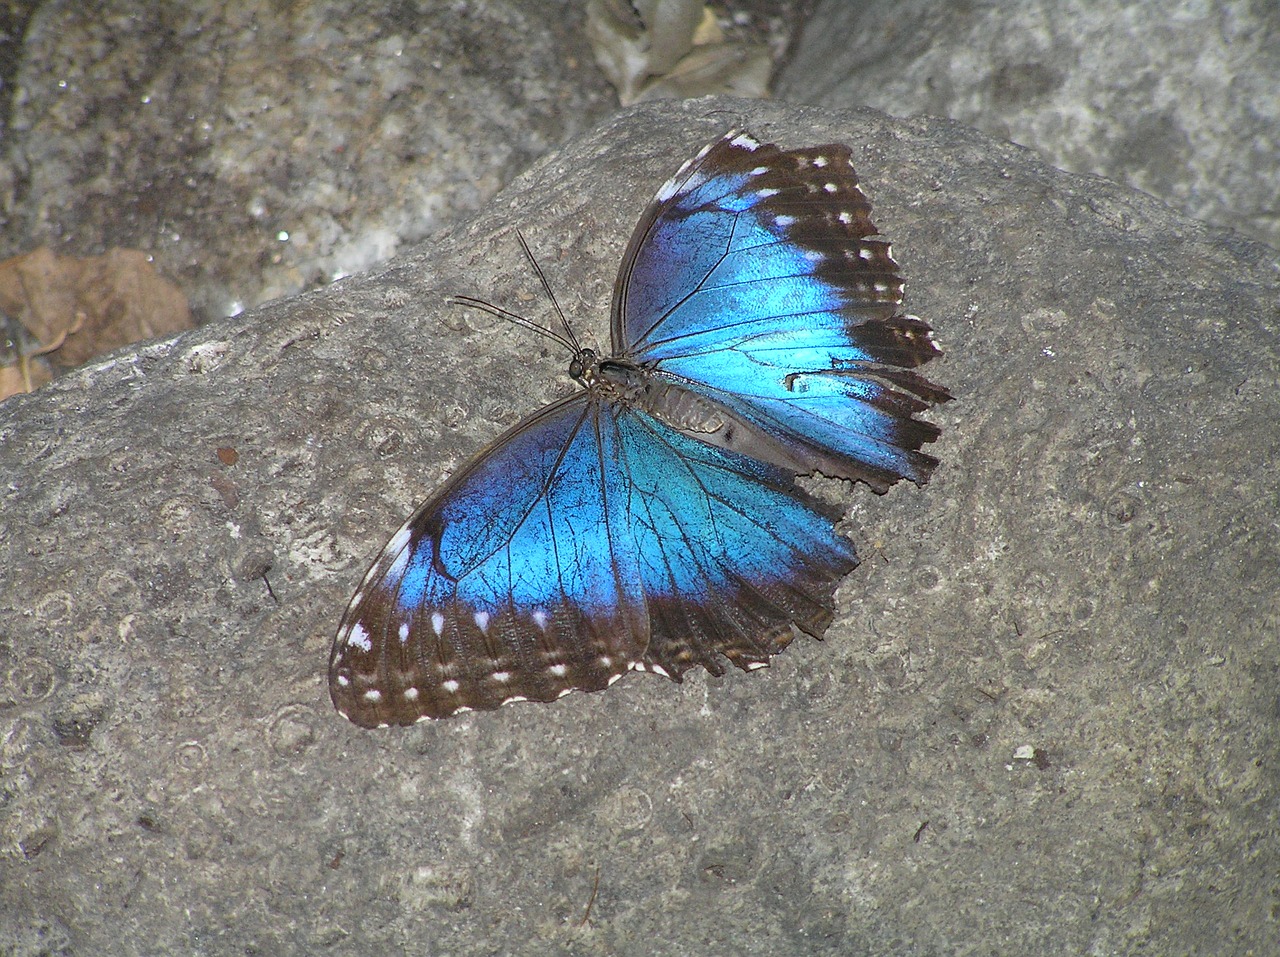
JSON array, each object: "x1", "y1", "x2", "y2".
[{"x1": 330, "y1": 130, "x2": 950, "y2": 727}]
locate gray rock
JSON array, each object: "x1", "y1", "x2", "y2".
[
  {"x1": 0, "y1": 0, "x2": 613, "y2": 321},
  {"x1": 777, "y1": 0, "x2": 1280, "y2": 250},
  {"x1": 1, "y1": 98, "x2": 1277, "y2": 955}
]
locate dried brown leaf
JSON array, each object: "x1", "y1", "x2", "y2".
[
  {"x1": 0, "y1": 247, "x2": 193, "y2": 369},
  {"x1": 0, "y1": 358, "x2": 53, "y2": 401}
]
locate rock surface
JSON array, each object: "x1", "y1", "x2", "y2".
[
  {"x1": 777, "y1": 0, "x2": 1280, "y2": 250},
  {"x1": 1, "y1": 98, "x2": 1277, "y2": 956},
  {"x1": 0, "y1": 0, "x2": 613, "y2": 321}
]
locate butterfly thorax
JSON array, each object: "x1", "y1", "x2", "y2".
[{"x1": 572, "y1": 345, "x2": 750, "y2": 445}]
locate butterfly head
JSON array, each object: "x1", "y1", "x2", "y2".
[{"x1": 567, "y1": 348, "x2": 599, "y2": 384}]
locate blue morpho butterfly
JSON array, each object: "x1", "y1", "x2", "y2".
[{"x1": 330, "y1": 130, "x2": 951, "y2": 728}]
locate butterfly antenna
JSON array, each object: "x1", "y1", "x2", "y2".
[
  {"x1": 515, "y1": 229, "x2": 582, "y2": 353},
  {"x1": 448, "y1": 294, "x2": 578, "y2": 355},
  {"x1": 447, "y1": 230, "x2": 582, "y2": 357}
]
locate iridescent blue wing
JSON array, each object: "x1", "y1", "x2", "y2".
[
  {"x1": 613, "y1": 131, "x2": 950, "y2": 492},
  {"x1": 329, "y1": 394, "x2": 856, "y2": 727}
]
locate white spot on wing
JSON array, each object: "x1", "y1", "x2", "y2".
[
  {"x1": 431, "y1": 611, "x2": 445, "y2": 636},
  {"x1": 335, "y1": 674, "x2": 350, "y2": 687},
  {"x1": 473, "y1": 610, "x2": 490, "y2": 633},
  {"x1": 492, "y1": 671, "x2": 512, "y2": 683},
  {"x1": 398, "y1": 622, "x2": 409, "y2": 643},
  {"x1": 656, "y1": 132, "x2": 755, "y2": 203},
  {"x1": 442, "y1": 679, "x2": 461, "y2": 693},
  {"x1": 387, "y1": 525, "x2": 412, "y2": 556},
  {"x1": 756, "y1": 187, "x2": 779, "y2": 198},
  {"x1": 655, "y1": 175, "x2": 683, "y2": 202},
  {"x1": 385, "y1": 547, "x2": 410, "y2": 582},
  {"x1": 605, "y1": 673, "x2": 624, "y2": 687},
  {"x1": 362, "y1": 689, "x2": 383, "y2": 703},
  {"x1": 346, "y1": 622, "x2": 372, "y2": 653},
  {"x1": 549, "y1": 663, "x2": 567, "y2": 677},
  {"x1": 532, "y1": 609, "x2": 549, "y2": 631},
  {"x1": 813, "y1": 155, "x2": 829, "y2": 167},
  {"x1": 823, "y1": 182, "x2": 838, "y2": 193},
  {"x1": 403, "y1": 687, "x2": 420, "y2": 700}
]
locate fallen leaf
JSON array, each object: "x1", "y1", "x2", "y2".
[
  {"x1": 0, "y1": 247, "x2": 193, "y2": 369},
  {"x1": 587, "y1": 0, "x2": 771, "y2": 105},
  {"x1": 0, "y1": 359, "x2": 53, "y2": 400}
]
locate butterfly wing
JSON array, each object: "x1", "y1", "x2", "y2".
[
  {"x1": 329, "y1": 392, "x2": 856, "y2": 727},
  {"x1": 331, "y1": 395, "x2": 645, "y2": 727},
  {"x1": 597, "y1": 397, "x2": 858, "y2": 683},
  {"x1": 613, "y1": 131, "x2": 951, "y2": 492}
]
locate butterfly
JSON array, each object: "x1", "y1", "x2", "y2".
[{"x1": 329, "y1": 130, "x2": 951, "y2": 728}]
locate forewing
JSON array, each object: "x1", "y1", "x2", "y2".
[
  {"x1": 613, "y1": 131, "x2": 951, "y2": 492},
  {"x1": 330, "y1": 394, "x2": 649, "y2": 727}
]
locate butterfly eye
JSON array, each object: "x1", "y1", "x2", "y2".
[{"x1": 568, "y1": 348, "x2": 597, "y2": 382}]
